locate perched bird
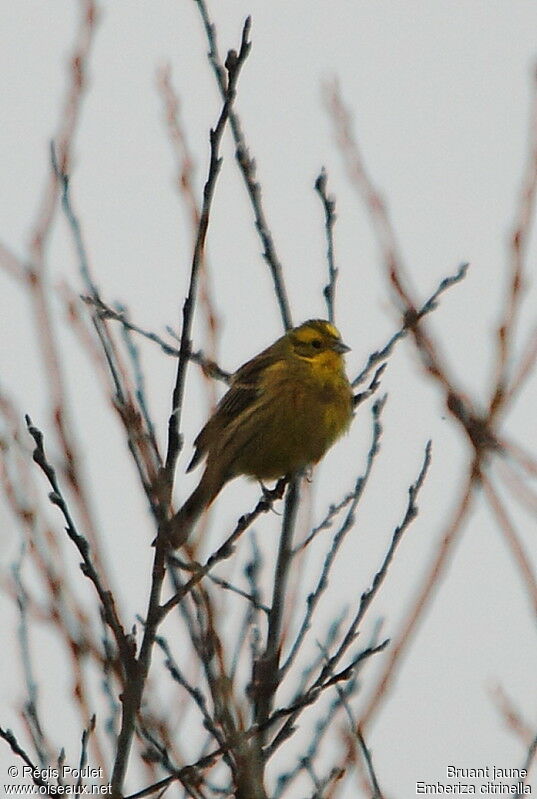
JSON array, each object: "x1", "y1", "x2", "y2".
[{"x1": 168, "y1": 319, "x2": 353, "y2": 547}]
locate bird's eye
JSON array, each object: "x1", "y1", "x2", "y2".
[{"x1": 311, "y1": 339, "x2": 322, "y2": 349}]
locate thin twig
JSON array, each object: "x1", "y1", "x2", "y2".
[
  {"x1": 356, "y1": 727, "x2": 384, "y2": 799},
  {"x1": 82, "y1": 294, "x2": 232, "y2": 382},
  {"x1": 83, "y1": 296, "x2": 179, "y2": 354},
  {"x1": 489, "y1": 684, "x2": 534, "y2": 745},
  {"x1": 155, "y1": 635, "x2": 226, "y2": 752},
  {"x1": 282, "y1": 397, "x2": 386, "y2": 676},
  {"x1": 505, "y1": 324, "x2": 537, "y2": 405},
  {"x1": 315, "y1": 168, "x2": 338, "y2": 323},
  {"x1": 116, "y1": 303, "x2": 160, "y2": 458},
  {"x1": 353, "y1": 363, "x2": 387, "y2": 407},
  {"x1": 352, "y1": 262, "x2": 469, "y2": 388},
  {"x1": 193, "y1": 0, "x2": 292, "y2": 330},
  {"x1": 205, "y1": 572, "x2": 270, "y2": 615},
  {"x1": 489, "y1": 65, "x2": 537, "y2": 420},
  {"x1": 482, "y1": 475, "x2": 537, "y2": 616},
  {"x1": 99, "y1": 611, "x2": 121, "y2": 743},
  {"x1": 319, "y1": 438, "x2": 431, "y2": 686},
  {"x1": 358, "y1": 467, "x2": 476, "y2": 730},
  {"x1": 263, "y1": 641, "x2": 389, "y2": 761},
  {"x1": 159, "y1": 478, "x2": 288, "y2": 621},
  {"x1": 11, "y1": 546, "x2": 49, "y2": 768},
  {"x1": 0, "y1": 727, "x2": 52, "y2": 791},
  {"x1": 163, "y1": 19, "x2": 252, "y2": 487},
  {"x1": 112, "y1": 36, "x2": 253, "y2": 794},
  {"x1": 273, "y1": 678, "x2": 356, "y2": 799},
  {"x1": 76, "y1": 716, "x2": 96, "y2": 791},
  {"x1": 0, "y1": 240, "x2": 26, "y2": 282},
  {"x1": 25, "y1": 417, "x2": 135, "y2": 672},
  {"x1": 495, "y1": 458, "x2": 537, "y2": 517},
  {"x1": 268, "y1": 440, "x2": 432, "y2": 758}
]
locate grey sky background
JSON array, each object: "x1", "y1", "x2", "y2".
[{"x1": 1, "y1": 2, "x2": 536, "y2": 797}]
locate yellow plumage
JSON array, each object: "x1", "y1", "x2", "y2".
[{"x1": 169, "y1": 319, "x2": 353, "y2": 546}]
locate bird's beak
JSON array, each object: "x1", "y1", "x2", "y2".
[{"x1": 332, "y1": 340, "x2": 351, "y2": 354}]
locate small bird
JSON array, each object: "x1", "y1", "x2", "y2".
[{"x1": 168, "y1": 319, "x2": 353, "y2": 546}]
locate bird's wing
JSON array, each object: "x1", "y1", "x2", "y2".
[{"x1": 186, "y1": 348, "x2": 276, "y2": 472}]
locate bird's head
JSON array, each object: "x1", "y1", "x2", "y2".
[{"x1": 287, "y1": 319, "x2": 350, "y2": 371}]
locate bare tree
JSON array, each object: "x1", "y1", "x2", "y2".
[{"x1": 1, "y1": 3, "x2": 535, "y2": 798}]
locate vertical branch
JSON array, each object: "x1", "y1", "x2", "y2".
[
  {"x1": 490, "y1": 65, "x2": 537, "y2": 418},
  {"x1": 253, "y1": 477, "x2": 301, "y2": 735},
  {"x1": 163, "y1": 20, "x2": 252, "y2": 489},
  {"x1": 315, "y1": 168, "x2": 338, "y2": 323},
  {"x1": 12, "y1": 548, "x2": 49, "y2": 768},
  {"x1": 110, "y1": 24, "x2": 252, "y2": 799},
  {"x1": 110, "y1": 541, "x2": 166, "y2": 797},
  {"x1": 156, "y1": 64, "x2": 221, "y2": 416}
]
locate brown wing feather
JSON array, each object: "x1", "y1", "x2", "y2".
[{"x1": 186, "y1": 347, "x2": 279, "y2": 472}]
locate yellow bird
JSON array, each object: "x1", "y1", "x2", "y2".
[{"x1": 169, "y1": 319, "x2": 353, "y2": 546}]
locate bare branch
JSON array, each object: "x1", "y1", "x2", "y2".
[
  {"x1": 489, "y1": 684, "x2": 534, "y2": 746},
  {"x1": 0, "y1": 727, "x2": 52, "y2": 791},
  {"x1": 11, "y1": 547, "x2": 49, "y2": 767},
  {"x1": 355, "y1": 727, "x2": 385, "y2": 799},
  {"x1": 489, "y1": 65, "x2": 537, "y2": 420},
  {"x1": 516, "y1": 732, "x2": 537, "y2": 797},
  {"x1": 253, "y1": 476, "x2": 301, "y2": 735},
  {"x1": 315, "y1": 168, "x2": 339, "y2": 323},
  {"x1": 0, "y1": 240, "x2": 26, "y2": 282},
  {"x1": 482, "y1": 475, "x2": 537, "y2": 616},
  {"x1": 25, "y1": 416, "x2": 135, "y2": 673},
  {"x1": 193, "y1": 0, "x2": 292, "y2": 330},
  {"x1": 82, "y1": 294, "x2": 232, "y2": 382},
  {"x1": 282, "y1": 397, "x2": 386, "y2": 676},
  {"x1": 159, "y1": 478, "x2": 288, "y2": 620},
  {"x1": 76, "y1": 716, "x2": 96, "y2": 792},
  {"x1": 205, "y1": 572, "x2": 270, "y2": 615},
  {"x1": 352, "y1": 262, "x2": 469, "y2": 388},
  {"x1": 163, "y1": 18, "x2": 252, "y2": 486},
  {"x1": 318, "y1": 439, "x2": 432, "y2": 689},
  {"x1": 155, "y1": 635, "x2": 226, "y2": 752},
  {"x1": 264, "y1": 641, "x2": 389, "y2": 761},
  {"x1": 358, "y1": 467, "x2": 475, "y2": 730}
]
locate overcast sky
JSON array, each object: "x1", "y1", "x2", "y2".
[{"x1": 1, "y1": 2, "x2": 536, "y2": 797}]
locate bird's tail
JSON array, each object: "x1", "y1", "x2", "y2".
[{"x1": 167, "y1": 468, "x2": 223, "y2": 548}]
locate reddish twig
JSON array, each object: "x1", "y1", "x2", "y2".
[
  {"x1": 489, "y1": 65, "x2": 537, "y2": 420},
  {"x1": 482, "y1": 474, "x2": 537, "y2": 616}
]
